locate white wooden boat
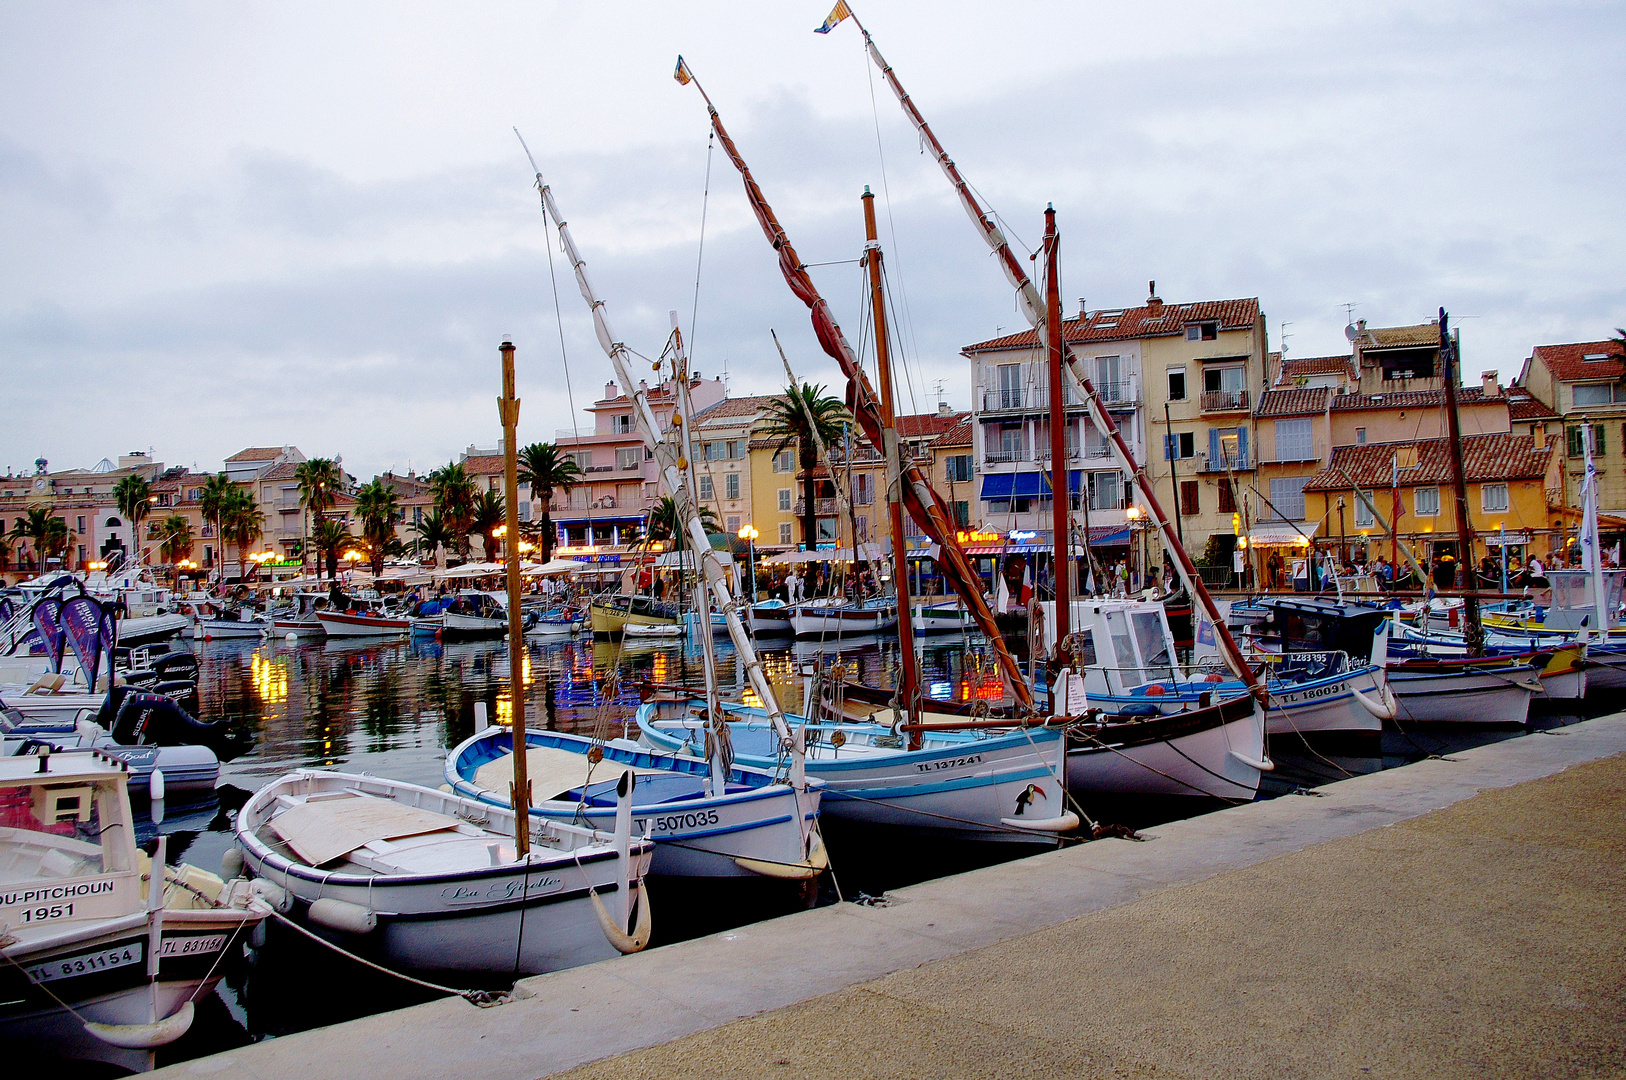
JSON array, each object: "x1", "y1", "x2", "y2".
[
  {"x1": 623, "y1": 621, "x2": 684, "y2": 639},
  {"x1": 315, "y1": 609, "x2": 411, "y2": 638},
  {"x1": 588, "y1": 595, "x2": 680, "y2": 638},
  {"x1": 1385, "y1": 660, "x2": 1541, "y2": 725},
  {"x1": 912, "y1": 600, "x2": 971, "y2": 634},
  {"x1": 638, "y1": 698, "x2": 1077, "y2": 842},
  {"x1": 747, "y1": 599, "x2": 793, "y2": 635},
  {"x1": 197, "y1": 608, "x2": 271, "y2": 640},
  {"x1": 789, "y1": 597, "x2": 898, "y2": 639},
  {"x1": 447, "y1": 727, "x2": 825, "y2": 878},
  {"x1": 235, "y1": 768, "x2": 653, "y2": 974},
  {"x1": 525, "y1": 613, "x2": 584, "y2": 637},
  {"x1": 441, "y1": 592, "x2": 508, "y2": 637},
  {"x1": 1, "y1": 749, "x2": 264, "y2": 1071},
  {"x1": 269, "y1": 593, "x2": 328, "y2": 637}
]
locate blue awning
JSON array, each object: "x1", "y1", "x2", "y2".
[
  {"x1": 980, "y1": 474, "x2": 1013, "y2": 499},
  {"x1": 984, "y1": 470, "x2": 1088, "y2": 498},
  {"x1": 1011, "y1": 472, "x2": 1048, "y2": 498}
]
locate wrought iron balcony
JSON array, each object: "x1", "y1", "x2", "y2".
[{"x1": 1200, "y1": 389, "x2": 1250, "y2": 413}]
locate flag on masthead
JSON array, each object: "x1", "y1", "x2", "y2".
[
  {"x1": 674, "y1": 55, "x2": 693, "y2": 85},
  {"x1": 815, "y1": 1, "x2": 853, "y2": 33}
]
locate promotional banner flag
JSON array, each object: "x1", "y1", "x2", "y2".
[
  {"x1": 61, "y1": 596, "x2": 107, "y2": 692},
  {"x1": 99, "y1": 607, "x2": 119, "y2": 685},
  {"x1": 31, "y1": 597, "x2": 66, "y2": 674}
]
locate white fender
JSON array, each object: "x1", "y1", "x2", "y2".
[
  {"x1": 248, "y1": 878, "x2": 293, "y2": 915},
  {"x1": 1228, "y1": 751, "x2": 1275, "y2": 772},
  {"x1": 1000, "y1": 810, "x2": 1081, "y2": 833},
  {"x1": 84, "y1": 1001, "x2": 195, "y2": 1048},
  {"x1": 308, "y1": 897, "x2": 376, "y2": 935},
  {"x1": 219, "y1": 848, "x2": 244, "y2": 881},
  {"x1": 148, "y1": 767, "x2": 165, "y2": 802},
  {"x1": 589, "y1": 881, "x2": 652, "y2": 954},
  {"x1": 1351, "y1": 682, "x2": 1396, "y2": 721}
]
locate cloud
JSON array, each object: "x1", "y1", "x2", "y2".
[{"x1": 0, "y1": 1, "x2": 1621, "y2": 479}]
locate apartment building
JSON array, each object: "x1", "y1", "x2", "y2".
[
  {"x1": 550, "y1": 375, "x2": 726, "y2": 548},
  {"x1": 691, "y1": 396, "x2": 774, "y2": 539},
  {"x1": 1515, "y1": 338, "x2": 1626, "y2": 516},
  {"x1": 0, "y1": 452, "x2": 163, "y2": 577}
]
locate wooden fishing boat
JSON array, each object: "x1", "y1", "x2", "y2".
[
  {"x1": 2, "y1": 749, "x2": 264, "y2": 1071},
  {"x1": 235, "y1": 768, "x2": 652, "y2": 974},
  {"x1": 315, "y1": 608, "x2": 410, "y2": 638},
  {"x1": 789, "y1": 596, "x2": 897, "y2": 639},
  {"x1": 588, "y1": 595, "x2": 680, "y2": 638}
]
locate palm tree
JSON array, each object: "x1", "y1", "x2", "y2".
[
  {"x1": 355, "y1": 479, "x2": 403, "y2": 576},
  {"x1": 296, "y1": 457, "x2": 342, "y2": 577},
  {"x1": 641, "y1": 496, "x2": 718, "y2": 547},
  {"x1": 10, "y1": 508, "x2": 70, "y2": 568},
  {"x1": 220, "y1": 487, "x2": 266, "y2": 584},
  {"x1": 312, "y1": 518, "x2": 352, "y2": 581},
  {"x1": 517, "y1": 442, "x2": 582, "y2": 563},
  {"x1": 199, "y1": 472, "x2": 236, "y2": 579},
  {"x1": 411, "y1": 511, "x2": 453, "y2": 562},
  {"x1": 157, "y1": 514, "x2": 193, "y2": 582},
  {"x1": 428, "y1": 462, "x2": 479, "y2": 556},
  {"x1": 762, "y1": 382, "x2": 850, "y2": 551},
  {"x1": 469, "y1": 490, "x2": 506, "y2": 562},
  {"x1": 113, "y1": 473, "x2": 153, "y2": 570}
]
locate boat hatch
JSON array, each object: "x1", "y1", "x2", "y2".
[{"x1": 565, "y1": 772, "x2": 750, "y2": 808}]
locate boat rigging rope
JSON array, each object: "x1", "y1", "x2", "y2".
[
  {"x1": 256, "y1": 906, "x2": 510, "y2": 1007},
  {"x1": 688, "y1": 129, "x2": 715, "y2": 365}
]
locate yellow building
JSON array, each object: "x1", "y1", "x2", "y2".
[
  {"x1": 1514, "y1": 337, "x2": 1626, "y2": 516},
  {"x1": 1302, "y1": 432, "x2": 1560, "y2": 572}
]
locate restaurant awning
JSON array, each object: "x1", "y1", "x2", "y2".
[
  {"x1": 762, "y1": 544, "x2": 885, "y2": 566},
  {"x1": 980, "y1": 471, "x2": 1083, "y2": 498},
  {"x1": 1249, "y1": 526, "x2": 1313, "y2": 546}
]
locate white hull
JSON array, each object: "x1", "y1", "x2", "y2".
[
  {"x1": 198, "y1": 618, "x2": 270, "y2": 639},
  {"x1": 1069, "y1": 699, "x2": 1267, "y2": 800},
  {"x1": 117, "y1": 613, "x2": 190, "y2": 644},
  {"x1": 790, "y1": 602, "x2": 898, "y2": 639},
  {"x1": 527, "y1": 619, "x2": 584, "y2": 637},
  {"x1": 237, "y1": 770, "x2": 652, "y2": 975},
  {"x1": 912, "y1": 602, "x2": 972, "y2": 634},
  {"x1": 442, "y1": 612, "x2": 506, "y2": 635},
  {"x1": 316, "y1": 611, "x2": 411, "y2": 637},
  {"x1": 1386, "y1": 665, "x2": 1538, "y2": 724},
  {"x1": 1264, "y1": 668, "x2": 1387, "y2": 735},
  {"x1": 748, "y1": 602, "x2": 794, "y2": 634},
  {"x1": 449, "y1": 728, "x2": 823, "y2": 878},
  {"x1": 272, "y1": 617, "x2": 326, "y2": 636},
  {"x1": 641, "y1": 707, "x2": 1074, "y2": 842}
]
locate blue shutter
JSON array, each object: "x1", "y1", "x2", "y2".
[
  {"x1": 1163, "y1": 434, "x2": 1175, "y2": 460},
  {"x1": 1209, "y1": 428, "x2": 1220, "y2": 462},
  {"x1": 1237, "y1": 428, "x2": 1249, "y2": 467}
]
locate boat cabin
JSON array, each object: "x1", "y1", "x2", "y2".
[
  {"x1": 1541, "y1": 569, "x2": 1626, "y2": 633},
  {"x1": 1237, "y1": 596, "x2": 1391, "y2": 677},
  {"x1": 0, "y1": 750, "x2": 142, "y2": 939},
  {"x1": 1037, "y1": 599, "x2": 1179, "y2": 697}
]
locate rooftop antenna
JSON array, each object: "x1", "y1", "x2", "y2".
[
  {"x1": 1343, "y1": 302, "x2": 1360, "y2": 342},
  {"x1": 1279, "y1": 320, "x2": 1293, "y2": 358},
  {"x1": 932, "y1": 378, "x2": 946, "y2": 403}
]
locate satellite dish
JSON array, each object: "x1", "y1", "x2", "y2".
[
  {"x1": 335, "y1": 454, "x2": 343, "y2": 465},
  {"x1": 1344, "y1": 323, "x2": 1359, "y2": 342}
]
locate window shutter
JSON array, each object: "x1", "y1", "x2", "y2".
[
  {"x1": 1237, "y1": 428, "x2": 1249, "y2": 464},
  {"x1": 1209, "y1": 428, "x2": 1220, "y2": 461}
]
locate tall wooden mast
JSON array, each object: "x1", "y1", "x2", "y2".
[
  {"x1": 1438, "y1": 309, "x2": 1484, "y2": 655},
  {"x1": 498, "y1": 339, "x2": 529, "y2": 857},
  {"x1": 824, "y1": 15, "x2": 1262, "y2": 698},
  {"x1": 863, "y1": 187, "x2": 920, "y2": 738},
  {"x1": 1043, "y1": 206, "x2": 1069, "y2": 672}
]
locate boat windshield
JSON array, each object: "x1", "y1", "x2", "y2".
[
  {"x1": 0, "y1": 777, "x2": 133, "y2": 887},
  {"x1": 1131, "y1": 610, "x2": 1175, "y2": 682}
]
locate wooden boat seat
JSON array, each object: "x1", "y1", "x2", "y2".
[
  {"x1": 269, "y1": 793, "x2": 462, "y2": 867},
  {"x1": 472, "y1": 746, "x2": 665, "y2": 803}
]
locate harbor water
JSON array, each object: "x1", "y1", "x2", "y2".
[{"x1": 136, "y1": 630, "x2": 1611, "y2": 1067}]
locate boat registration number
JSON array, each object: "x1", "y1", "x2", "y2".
[
  {"x1": 26, "y1": 942, "x2": 142, "y2": 983},
  {"x1": 915, "y1": 753, "x2": 984, "y2": 774},
  {"x1": 161, "y1": 934, "x2": 230, "y2": 957},
  {"x1": 646, "y1": 809, "x2": 721, "y2": 834}
]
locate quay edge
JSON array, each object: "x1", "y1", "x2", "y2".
[{"x1": 152, "y1": 712, "x2": 1626, "y2": 1080}]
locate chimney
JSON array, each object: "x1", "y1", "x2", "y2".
[
  {"x1": 605, "y1": 381, "x2": 619, "y2": 399},
  {"x1": 937, "y1": 401, "x2": 953, "y2": 417},
  {"x1": 1146, "y1": 281, "x2": 1162, "y2": 313},
  {"x1": 1532, "y1": 425, "x2": 1547, "y2": 450},
  {"x1": 1481, "y1": 370, "x2": 1500, "y2": 397},
  {"x1": 1078, "y1": 297, "x2": 1087, "y2": 319}
]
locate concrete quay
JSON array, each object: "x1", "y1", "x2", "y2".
[{"x1": 157, "y1": 714, "x2": 1626, "y2": 1080}]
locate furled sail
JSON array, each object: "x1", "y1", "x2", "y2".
[{"x1": 677, "y1": 62, "x2": 1033, "y2": 711}]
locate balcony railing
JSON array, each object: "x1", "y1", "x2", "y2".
[
  {"x1": 981, "y1": 389, "x2": 1034, "y2": 412},
  {"x1": 1260, "y1": 439, "x2": 1326, "y2": 464},
  {"x1": 1195, "y1": 452, "x2": 1252, "y2": 473},
  {"x1": 1200, "y1": 389, "x2": 1250, "y2": 413},
  {"x1": 984, "y1": 450, "x2": 1027, "y2": 464},
  {"x1": 793, "y1": 499, "x2": 839, "y2": 516}
]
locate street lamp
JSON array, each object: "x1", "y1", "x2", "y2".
[
  {"x1": 1124, "y1": 505, "x2": 1145, "y2": 591},
  {"x1": 737, "y1": 524, "x2": 760, "y2": 602}
]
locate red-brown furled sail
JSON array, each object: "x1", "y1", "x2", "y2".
[{"x1": 676, "y1": 59, "x2": 1032, "y2": 711}]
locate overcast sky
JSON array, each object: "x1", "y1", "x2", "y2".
[{"x1": 2, "y1": 1, "x2": 1621, "y2": 480}]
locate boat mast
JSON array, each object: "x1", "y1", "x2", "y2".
[
  {"x1": 1437, "y1": 309, "x2": 1484, "y2": 656},
  {"x1": 1043, "y1": 206, "x2": 1070, "y2": 676},
  {"x1": 1582, "y1": 419, "x2": 1610, "y2": 641},
  {"x1": 679, "y1": 61, "x2": 1033, "y2": 711},
  {"x1": 862, "y1": 187, "x2": 920, "y2": 737},
  {"x1": 670, "y1": 314, "x2": 726, "y2": 793},
  {"x1": 828, "y1": 16, "x2": 1261, "y2": 697},
  {"x1": 498, "y1": 339, "x2": 530, "y2": 858},
  {"x1": 526, "y1": 162, "x2": 806, "y2": 794}
]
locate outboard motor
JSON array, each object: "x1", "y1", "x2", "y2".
[{"x1": 152, "y1": 651, "x2": 200, "y2": 684}]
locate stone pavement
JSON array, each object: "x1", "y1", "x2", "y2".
[{"x1": 153, "y1": 714, "x2": 1626, "y2": 1080}]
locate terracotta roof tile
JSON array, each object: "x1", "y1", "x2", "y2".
[
  {"x1": 1529, "y1": 339, "x2": 1626, "y2": 382},
  {"x1": 930, "y1": 415, "x2": 973, "y2": 449},
  {"x1": 1281, "y1": 354, "x2": 1355, "y2": 379},
  {"x1": 963, "y1": 297, "x2": 1260, "y2": 352},
  {"x1": 896, "y1": 411, "x2": 967, "y2": 439},
  {"x1": 1256, "y1": 387, "x2": 1329, "y2": 418},
  {"x1": 1303, "y1": 433, "x2": 1551, "y2": 491},
  {"x1": 257, "y1": 462, "x2": 301, "y2": 481},
  {"x1": 1507, "y1": 392, "x2": 1560, "y2": 422},
  {"x1": 695, "y1": 396, "x2": 776, "y2": 423},
  {"x1": 1357, "y1": 322, "x2": 1441, "y2": 349},
  {"x1": 1329, "y1": 387, "x2": 1494, "y2": 411},
  {"x1": 225, "y1": 447, "x2": 283, "y2": 462},
  {"x1": 462, "y1": 455, "x2": 505, "y2": 475}
]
